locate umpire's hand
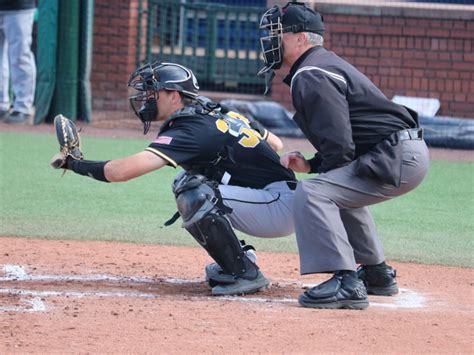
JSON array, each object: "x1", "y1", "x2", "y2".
[{"x1": 280, "y1": 151, "x2": 310, "y2": 173}]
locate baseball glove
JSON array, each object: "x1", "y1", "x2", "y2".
[{"x1": 50, "y1": 114, "x2": 84, "y2": 169}]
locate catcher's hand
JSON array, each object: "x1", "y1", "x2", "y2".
[{"x1": 50, "y1": 114, "x2": 84, "y2": 169}]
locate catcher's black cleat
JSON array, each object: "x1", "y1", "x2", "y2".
[
  {"x1": 205, "y1": 247, "x2": 258, "y2": 287},
  {"x1": 357, "y1": 262, "x2": 399, "y2": 296},
  {"x1": 205, "y1": 262, "x2": 237, "y2": 287},
  {"x1": 298, "y1": 271, "x2": 369, "y2": 310},
  {"x1": 211, "y1": 269, "x2": 270, "y2": 296}
]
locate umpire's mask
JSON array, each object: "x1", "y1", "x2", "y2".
[
  {"x1": 258, "y1": 2, "x2": 325, "y2": 93},
  {"x1": 258, "y1": 5, "x2": 284, "y2": 77}
]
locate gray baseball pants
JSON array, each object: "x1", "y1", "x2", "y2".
[
  {"x1": 219, "y1": 181, "x2": 295, "y2": 238},
  {"x1": 293, "y1": 139, "x2": 430, "y2": 274}
]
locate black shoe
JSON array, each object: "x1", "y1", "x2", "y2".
[
  {"x1": 0, "y1": 109, "x2": 11, "y2": 120},
  {"x1": 205, "y1": 240, "x2": 257, "y2": 287},
  {"x1": 298, "y1": 271, "x2": 369, "y2": 310},
  {"x1": 357, "y1": 262, "x2": 399, "y2": 296},
  {"x1": 4, "y1": 111, "x2": 31, "y2": 124},
  {"x1": 211, "y1": 270, "x2": 270, "y2": 296}
]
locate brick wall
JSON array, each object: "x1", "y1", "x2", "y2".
[
  {"x1": 91, "y1": 1, "x2": 473, "y2": 118},
  {"x1": 92, "y1": 0, "x2": 143, "y2": 111},
  {"x1": 269, "y1": 1, "x2": 474, "y2": 118}
]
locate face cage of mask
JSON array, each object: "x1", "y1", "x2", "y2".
[
  {"x1": 129, "y1": 89, "x2": 159, "y2": 135},
  {"x1": 258, "y1": 12, "x2": 284, "y2": 76}
]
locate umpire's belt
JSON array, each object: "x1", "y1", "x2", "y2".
[{"x1": 398, "y1": 128, "x2": 423, "y2": 141}]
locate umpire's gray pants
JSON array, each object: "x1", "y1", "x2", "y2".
[
  {"x1": 219, "y1": 181, "x2": 295, "y2": 238},
  {"x1": 294, "y1": 139, "x2": 430, "y2": 274}
]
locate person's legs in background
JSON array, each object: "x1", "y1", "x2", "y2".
[
  {"x1": 0, "y1": 13, "x2": 11, "y2": 119},
  {"x1": 3, "y1": 9, "x2": 36, "y2": 124}
]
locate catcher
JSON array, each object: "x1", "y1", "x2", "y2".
[{"x1": 51, "y1": 62, "x2": 297, "y2": 296}]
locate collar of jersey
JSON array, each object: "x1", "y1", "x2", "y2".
[{"x1": 283, "y1": 46, "x2": 323, "y2": 86}]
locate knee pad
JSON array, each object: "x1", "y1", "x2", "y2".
[
  {"x1": 172, "y1": 172, "x2": 231, "y2": 228},
  {"x1": 186, "y1": 213, "x2": 259, "y2": 280}
]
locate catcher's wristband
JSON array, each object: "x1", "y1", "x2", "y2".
[
  {"x1": 67, "y1": 158, "x2": 110, "y2": 182},
  {"x1": 249, "y1": 120, "x2": 268, "y2": 140}
]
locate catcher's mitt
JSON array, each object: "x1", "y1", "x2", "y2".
[{"x1": 50, "y1": 114, "x2": 84, "y2": 169}]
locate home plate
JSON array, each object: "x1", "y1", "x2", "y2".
[{"x1": 302, "y1": 282, "x2": 426, "y2": 309}]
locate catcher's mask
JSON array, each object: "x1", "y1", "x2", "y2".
[
  {"x1": 258, "y1": 2, "x2": 324, "y2": 93},
  {"x1": 128, "y1": 62, "x2": 199, "y2": 134}
]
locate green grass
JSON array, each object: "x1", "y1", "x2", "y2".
[
  {"x1": 370, "y1": 161, "x2": 474, "y2": 267},
  {"x1": 1, "y1": 131, "x2": 473, "y2": 267}
]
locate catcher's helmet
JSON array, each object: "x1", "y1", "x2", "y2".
[{"x1": 128, "y1": 62, "x2": 199, "y2": 134}]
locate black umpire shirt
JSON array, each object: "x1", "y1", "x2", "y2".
[
  {"x1": 146, "y1": 107, "x2": 296, "y2": 189},
  {"x1": 283, "y1": 46, "x2": 418, "y2": 174}
]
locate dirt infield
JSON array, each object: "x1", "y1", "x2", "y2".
[{"x1": 0, "y1": 237, "x2": 473, "y2": 353}]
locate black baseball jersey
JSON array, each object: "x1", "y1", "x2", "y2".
[{"x1": 145, "y1": 107, "x2": 296, "y2": 189}]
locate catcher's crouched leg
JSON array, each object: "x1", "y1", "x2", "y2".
[{"x1": 173, "y1": 173, "x2": 270, "y2": 295}]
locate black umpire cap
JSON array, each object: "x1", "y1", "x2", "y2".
[{"x1": 281, "y1": 1, "x2": 325, "y2": 36}]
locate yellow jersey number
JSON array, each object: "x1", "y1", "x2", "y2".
[{"x1": 215, "y1": 111, "x2": 262, "y2": 148}]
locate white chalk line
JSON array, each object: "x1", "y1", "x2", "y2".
[
  {"x1": 0, "y1": 287, "x2": 296, "y2": 304},
  {"x1": 0, "y1": 263, "x2": 199, "y2": 284},
  {"x1": 0, "y1": 296, "x2": 46, "y2": 313},
  {"x1": 0, "y1": 264, "x2": 425, "y2": 312}
]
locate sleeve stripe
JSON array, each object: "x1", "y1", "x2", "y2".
[
  {"x1": 291, "y1": 66, "x2": 347, "y2": 94},
  {"x1": 262, "y1": 129, "x2": 269, "y2": 140},
  {"x1": 145, "y1": 147, "x2": 178, "y2": 167}
]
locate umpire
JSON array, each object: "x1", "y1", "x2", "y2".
[{"x1": 258, "y1": 1, "x2": 429, "y2": 309}]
